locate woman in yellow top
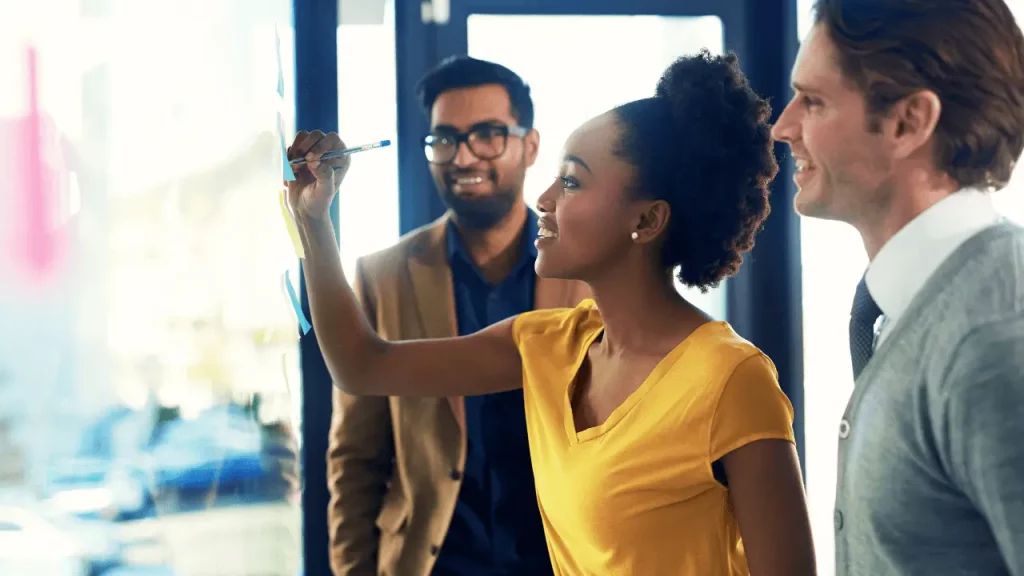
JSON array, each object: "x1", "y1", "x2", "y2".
[{"x1": 289, "y1": 51, "x2": 816, "y2": 575}]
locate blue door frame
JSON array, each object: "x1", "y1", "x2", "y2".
[
  {"x1": 297, "y1": 1, "x2": 802, "y2": 573},
  {"x1": 394, "y1": 0, "x2": 803, "y2": 468},
  {"x1": 294, "y1": 1, "x2": 338, "y2": 575}
]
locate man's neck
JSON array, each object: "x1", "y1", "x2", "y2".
[
  {"x1": 857, "y1": 170, "x2": 960, "y2": 260},
  {"x1": 452, "y1": 200, "x2": 529, "y2": 284}
]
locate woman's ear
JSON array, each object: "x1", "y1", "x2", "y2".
[{"x1": 630, "y1": 200, "x2": 671, "y2": 244}]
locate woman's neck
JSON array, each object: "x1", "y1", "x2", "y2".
[{"x1": 586, "y1": 262, "x2": 706, "y2": 357}]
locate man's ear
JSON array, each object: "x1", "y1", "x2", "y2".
[
  {"x1": 524, "y1": 128, "x2": 540, "y2": 167},
  {"x1": 888, "y1": 89, "x2": 942, "y2": 160}
]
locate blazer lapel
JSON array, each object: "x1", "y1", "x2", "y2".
[{"x1": 406, "y1": 215, "x2": 465, "y2": 434}]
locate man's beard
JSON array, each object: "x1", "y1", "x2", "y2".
[
  {"x1": 439, "y1": 171, "x2": 522, "y2": 230},
  {"x1": 440, "y1": 186, "x2": 518, "y2": 230}
]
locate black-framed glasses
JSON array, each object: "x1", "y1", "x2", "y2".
[{"x1": 423, "y1": 122, "x2": 528, "y2": 164}]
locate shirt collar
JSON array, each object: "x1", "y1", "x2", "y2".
[
  {"x1": 865, "y1": 189, "x2": 1002, "y2": 324},
  {"x1": 446, "y1": 210, "x2": 539, "y2": 268}
]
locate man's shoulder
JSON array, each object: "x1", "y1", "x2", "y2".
[
  {"x1": 358, "y1": 217, "x2": 447, "y2": 276},
  {"x1": 939, "y1": 312, "x2": 1024, "y2": 389},
  {"x1": 869, "y1": 222, "x2": 1024, "y2": 381},
  {"x1": 938, "y1": 221, "x2": 1024, "y2": 319},
  {"x1": 914, "y1": 222, "x2": 1024, "y2": 387}
]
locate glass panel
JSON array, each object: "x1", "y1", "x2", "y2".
[
  {"x1": 0, "y1": 1, "x2": 302, "y2": 574},
  {"x1": 800, "y1": 220, "x2": 866, "y2": 576},
  {"x1": 467, "y1": 14, "x2": 728, "y2": 319},
  {"x1": 337, "y1": 5, "x2": 400, "y2": 278},
  {"x1": 799, "y1": 5, "x2": 1024, "y2": 575},
  {"x1": 798, "y1": 0, "x2": 815, "y2": 40}
]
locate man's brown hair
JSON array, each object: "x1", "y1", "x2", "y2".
[{"x1": 814, "y1": 0, "x2": 1024, "y2": 190}]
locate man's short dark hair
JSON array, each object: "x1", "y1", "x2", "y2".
[
  {"x1": 415, "y1": 55, "x2": 534, "y2": 129},
  {"x1": 813, "y1": 0, "x2": 1024, "y2": 191}
]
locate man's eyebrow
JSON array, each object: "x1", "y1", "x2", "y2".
[
  {"x1": 791, "y1": 81, "x2": 820, "y2": 95},
  {"x1": 562, "y1": 154, "x2": 592, "y2": 173},
  {"x1": 431, "y1": 119, "x2": 509, "y2": 132}
]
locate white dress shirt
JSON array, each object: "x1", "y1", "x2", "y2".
[{"x1": 865, "y1": 189, "x2": 1003, "y2": 345}]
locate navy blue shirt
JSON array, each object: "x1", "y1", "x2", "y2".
[{"x1": 432, "y1": 216, "x2": 553, "y2": 576}]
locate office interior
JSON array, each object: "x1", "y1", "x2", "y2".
[{"x1": 2, "y1": 0, "x2": 1023, "y2": 575}]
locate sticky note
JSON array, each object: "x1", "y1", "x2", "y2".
[
  {"x1": 15, "y1": 46, "x2": 59, "y2": 281},
  {"x1": 280, "y1": 133, "x2": 296, "y2": 182},
  {"x1": 284, "y1": 270, "x2": 312, "y2": 335},
  {"x1": 275, "y1": 26, "x2": 285, "y2": 98},
  {"x1": 279, "y1": 189, "x2": 305, "y2": 258},
  {"x1": 279, "y1": 112, "x2": 296, "y2": 182}
]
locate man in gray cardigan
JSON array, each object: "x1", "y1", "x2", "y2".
[{"x1": 772, "y1": 0, "x2": 1024, "y2": 574}]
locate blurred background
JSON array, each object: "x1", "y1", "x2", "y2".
[{"x1": 1, "y1": 1, "x2": 1023, "y2": 575}]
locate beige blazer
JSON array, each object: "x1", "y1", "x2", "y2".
[{"x1": 326, "y1": 214, "x2": 590, "y2": 576}]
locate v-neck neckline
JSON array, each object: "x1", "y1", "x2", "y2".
[{"x1": 562, "y1": 320, "x2": 724, "y2": 445}]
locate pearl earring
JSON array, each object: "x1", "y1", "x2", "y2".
[{"x1": 631, "y1": 232, "x2": 639, "y2": 241}]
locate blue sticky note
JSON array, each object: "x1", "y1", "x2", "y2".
[
  {"x1": 281, "y1": 135, "x2": 296, "y2": 181},
  {"x1": 284, "y1": 270, "x2": 311, "y2": 335},
  {"x1": 275, "y1": 26, "x2": 285, "y2": 98},
  {"x1": 279, "y1": 111, "x2": 296, "y2": 181}
]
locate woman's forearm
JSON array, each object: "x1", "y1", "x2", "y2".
[
  {"x1": 296, "y1": 213, "x2": 383, "y2": 391},
  {"x1": 294, "y1": 212, "x2": 524, "y2": 398},
  {"x1": 284, "y1": 128, "x2": 523, "y2": 399}
]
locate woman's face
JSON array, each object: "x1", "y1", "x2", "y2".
[{"x1": 534, "y1": 112, "x2": 653, "y2": 282}]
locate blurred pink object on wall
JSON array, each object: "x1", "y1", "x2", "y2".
[{"x1": 5, "y1": 46, "x2": 67, "y2": 286}]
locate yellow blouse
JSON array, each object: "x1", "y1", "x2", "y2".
[{"x1": 512, "y1": 299, "x2": 795, "y2": 575}]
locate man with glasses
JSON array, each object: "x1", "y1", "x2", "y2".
[{"x1": 327, "y1": 55, "x2": 589, "y2": 576}]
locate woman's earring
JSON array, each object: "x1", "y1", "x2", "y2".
[{"x1": 631, "y1": 232, "x2": 639, "y2": 241}]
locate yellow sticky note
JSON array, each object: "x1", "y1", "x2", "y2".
[{"x1": 279, "y1": 190, "x2": 305, "y2": 259}]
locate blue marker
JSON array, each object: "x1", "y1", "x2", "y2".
[{"x1": 289, "y1": 139, "x2": 391, "y2": 165}]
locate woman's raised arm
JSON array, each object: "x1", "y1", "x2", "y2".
[{"x1": 288, "y1": 130, "x2": 524, "y2": 397}]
